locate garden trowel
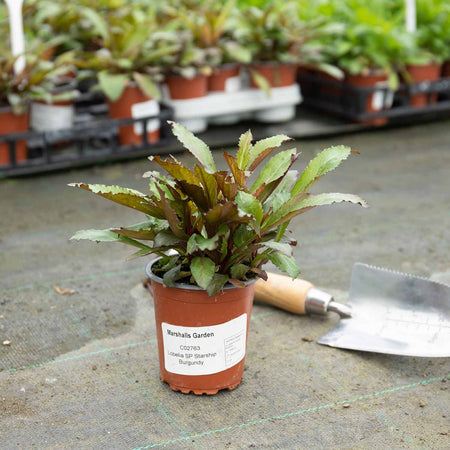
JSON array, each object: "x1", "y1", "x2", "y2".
[{"x1": 255, "y1": 263, "x2": 450, "y2": 357}]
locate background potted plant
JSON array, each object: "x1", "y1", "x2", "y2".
[
  {"x1": 322, "y1": 0, "x2": 409, "y2": 125},
  {"x1": 73, "y1": 6, "x2": 178, "y2": 146},
  {"x1": 237, "y1": 1, "x2": 304, "y2": 92},
  {"x1": 178, "y1": 0, "x2": 252, "y2": 93},
  {"x1": 69, "y1": 120, "x2": 366, "y2": 394},
  {"x1": 0, "y1": 47, "x2": 73, "y2": 165},
  {"x1": 401, "y1": 0, "x2": 448, "y2": 106}
]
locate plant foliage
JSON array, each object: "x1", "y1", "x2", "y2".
[{"x1": 70, "y1": 121, "x2": 367, "y2": 295}]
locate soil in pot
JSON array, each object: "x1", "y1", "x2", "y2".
[
  {"x1": 208, "y1": 65, "x2": 241, "y2": 93},
  {"x1": 250, "y1": 63, "x2": 297, "y2": 88},
  {"x1": 164, "y1": 74, "x2": 208, "y2": 100},
  {"x1": 147, "y1": 261, "x2": 255, "y2": 395},
  {"x1": 0, "y1": 107, "x2": 29, "y2": 165},
  {"x1": 405, "y1": 63, "x2": 441, "y2": 107},
  {"x1": 108, "y1": 85, "x2": 160, "y2": 146},
  {"x1": 345, "y1": 73, "x2": 391, "y2": 126}
]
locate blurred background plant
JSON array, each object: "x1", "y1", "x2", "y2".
[{"x1": 0, "y1": 0, "x2": 448, "y2": 107}]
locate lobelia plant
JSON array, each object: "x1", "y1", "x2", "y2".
[{"x1": 69, "y1": 121, "x2": 367, "y2": 296}]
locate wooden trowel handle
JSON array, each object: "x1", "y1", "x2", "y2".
[{"x1": 254, "y1": 272, "x2": 313, "y2": 315}]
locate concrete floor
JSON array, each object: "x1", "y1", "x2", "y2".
[{"x1": 0, "y1": 119, "x2": 449, "y2": 448}]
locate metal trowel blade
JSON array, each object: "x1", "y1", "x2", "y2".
[{"x1": 317, "y1": 263, "x2": 450, "y2": 357}]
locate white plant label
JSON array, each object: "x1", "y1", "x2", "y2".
[
  {"x1": 371, "y1": 81, "x2": 393, "y2": 111},
  {"x1": 131, "y1": 100, "x2": 160, "y2": 135},
  {"x1": 162, "y1": 313, "x2": 247, "y2": 376},
  {"x1": 30, "y1": 102, "x2": 74, "y2": 132},
  {"x1": 225, "y1": 75, "x2": 241, "y2": 93}
]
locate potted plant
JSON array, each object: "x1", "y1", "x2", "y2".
[
  {"x1": 0, "y1": 49, "x2": 71, "y2": 165},
  {"x1": 402, "y1": 0, "x2": 449, "y2": 106},
  {"x1": 238, "y1": 2, "x2": 304, "y2": 91},
  {"x1": 74, "y1": 6, "x2": 178, "y2": 146},
  {"x1": 178, "y1": 0, "x2": 252, "y2": 93},
  {"x1": 324, "y1": 0, "x2": 408, "y2": 125},
  {"x1": 69, "y1": 121, "x2": 366, "y2": 394}
]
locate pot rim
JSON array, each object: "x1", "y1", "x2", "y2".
[
  {"x1": 146, "y1": 257, "x2": 256, "y2": 291},
  {"x1": 0, "y1": 103, "x2": 29, "y2": 114}
]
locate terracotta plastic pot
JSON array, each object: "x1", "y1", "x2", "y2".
[
  {"x1": 345, "y1": 73, "x2": 390, "y2": 126},
  {"x1": 0, "y1": 106, "x2": 29, "y2": 165},
  {"x1": 108, "y1": 85, "x2": 160, "y2": 146},
  {"x1": 208, "y1": 65, "x2": 241, "y2": 93},
  {"x1": 442, "y1": 61, "x2": 450, "y2": 78},
  {"x1": 405, "y1": 63, "x2": 441, "y2": 107},
  {"x1": 297, "y1": 65, "x2": 315, "y2": 97},
  {"x1": 146, "y1": 259, "x2": 255, "y2": 395},
  {"x1": 318, "y1": 71, "x2": 342, "y2": 98},
  {"x1": 164, "y1": 74, "x2": 208, "y2": 100},
  {"x1": 250, "y1": 63, "x2": 297, "y2": 88}
]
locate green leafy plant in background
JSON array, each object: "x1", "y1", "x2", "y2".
[
  {"x1": 70, "y1": 121, "x2": 367, "y2": 295},
  {"x1": 0, "y1": 51, "x2": 77, "y2": 114},
  {"x1": 237, "y1": 1, "x2": 305, "y2": 64},
  {"x1": 413, "y1": 0, "x2": 450, "y2": 63},
  {"x1": 320, "y1": 0, "x2": 413, "y2": 88},
  {"x1": 71, "y1": 5, "x2": 180, "y2": 101},
  {"x1": 174, "y1": 0, "x2": 252, "y2": 68}
]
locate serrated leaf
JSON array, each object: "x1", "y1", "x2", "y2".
[
  {"x1": 133, "y1": 72, "x2": 160, "y2": 100},
  {"x1": 223, "y1": 151, "x2": 246, "y2": 188},
  {"x1": 157, "y1": 187, "x2": 186, "y2": 238},
  {"x1": 70, "y1": 229, "x2": 120, "y2": 242},
  {"x1": 230, "y1": 263, "x2": 250, "y2": 280},
  {"x1": 154, "y1": 230, "x2": 183, "y2": 247},
  {"x1": 264, "y1": 241, "x2": 293, "y2": 256},
  {"x1": 98, "y1": 71, "x2": 127, "y2": 102},
  {"x1": 236, "y1": 130, "x2": 253, "y2": 170},
  {"x1": 233, "y1": 224, "x2": 255, "y2": 248},
  {"x1": 111, "y1": 228, "x2": 157, "y2": 240},
  {"x1": 187, "y1": 234, "x2": 219, "y2": 254},
  {"x1": 247, "y1": 134, "x2": 291, "y2": 170},
  {"x1": 251, "y1": 149, "x2": 297, "y2": 193},
  {"x1": 204, "y1": 201, "x2": 250, "y2": 235},
  {"x1": 169, "y1": 121, "x2": 216, "y2": 172},
  {"x1": 235, "y1": 191, "x2": 263, "y2": 225},
  {"x1": 149, "y1": 156, "x2": 200, "y2": 186},
  {"x1": 268, "y1": 252, "x2": 300, "y2": 279},
  {"x1": 206, "y1": 273, "x2": 229, "y2": 296},
  {"x1": 191, "y1": 256, "x2": 215, "y2": 290},
  {"x1": 68, "y1": 183, "x2": 164, "y2": 218},
  {"x1": 194, "y1": 165, "x2": 218, "y2": 208},
  {"x1": 263, "y1": 192, "x2": 368, "y2": 231},
  {"x1": 291, "y1": 146, "x2": 353, "y2": 195},
  {"x1": 163, "y1": 265, "x2": 181, "y2": 287}
]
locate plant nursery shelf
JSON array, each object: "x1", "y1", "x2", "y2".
[
  {"x1": 161, "y1": 85, "x2": 302, "y2": 133},
  {"x1": 0, "y1": 107, "x2": 174, "y2": 178}
]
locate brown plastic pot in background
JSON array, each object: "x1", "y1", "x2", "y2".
[
  {"x1": 108, "y1": 85, "x2": 160, "y2": 146},
  {"x1": 164, "y1": 74, "x2": 208, "y2": 100},
  {"x1": 442, "y1": 61, "x2": 450, "y2": 78},
  {"x1": 146, "y1": 260, "x2": 255, "y2": 395},
  {"x1": 297, "y1": 65, "x2": 315, "y2": 97},
  {"x1": 208, "y1": 64, "x2": 241, "y2": 92},
  {"x1": 250, "y1": 63, "x2": 297, "y2": 88},
  {"x1": 405, "y1": 63, "x2": 441, "y2": 107},
  {"x1": 345, "y1": 73, "x2": 390, "y2": 126},
  {"x1": 0, "y1": 106, "x2": 29, "y2": 165},
  {"x1": 318, "y1": 71, "x2": 343, "y2": 98}
]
